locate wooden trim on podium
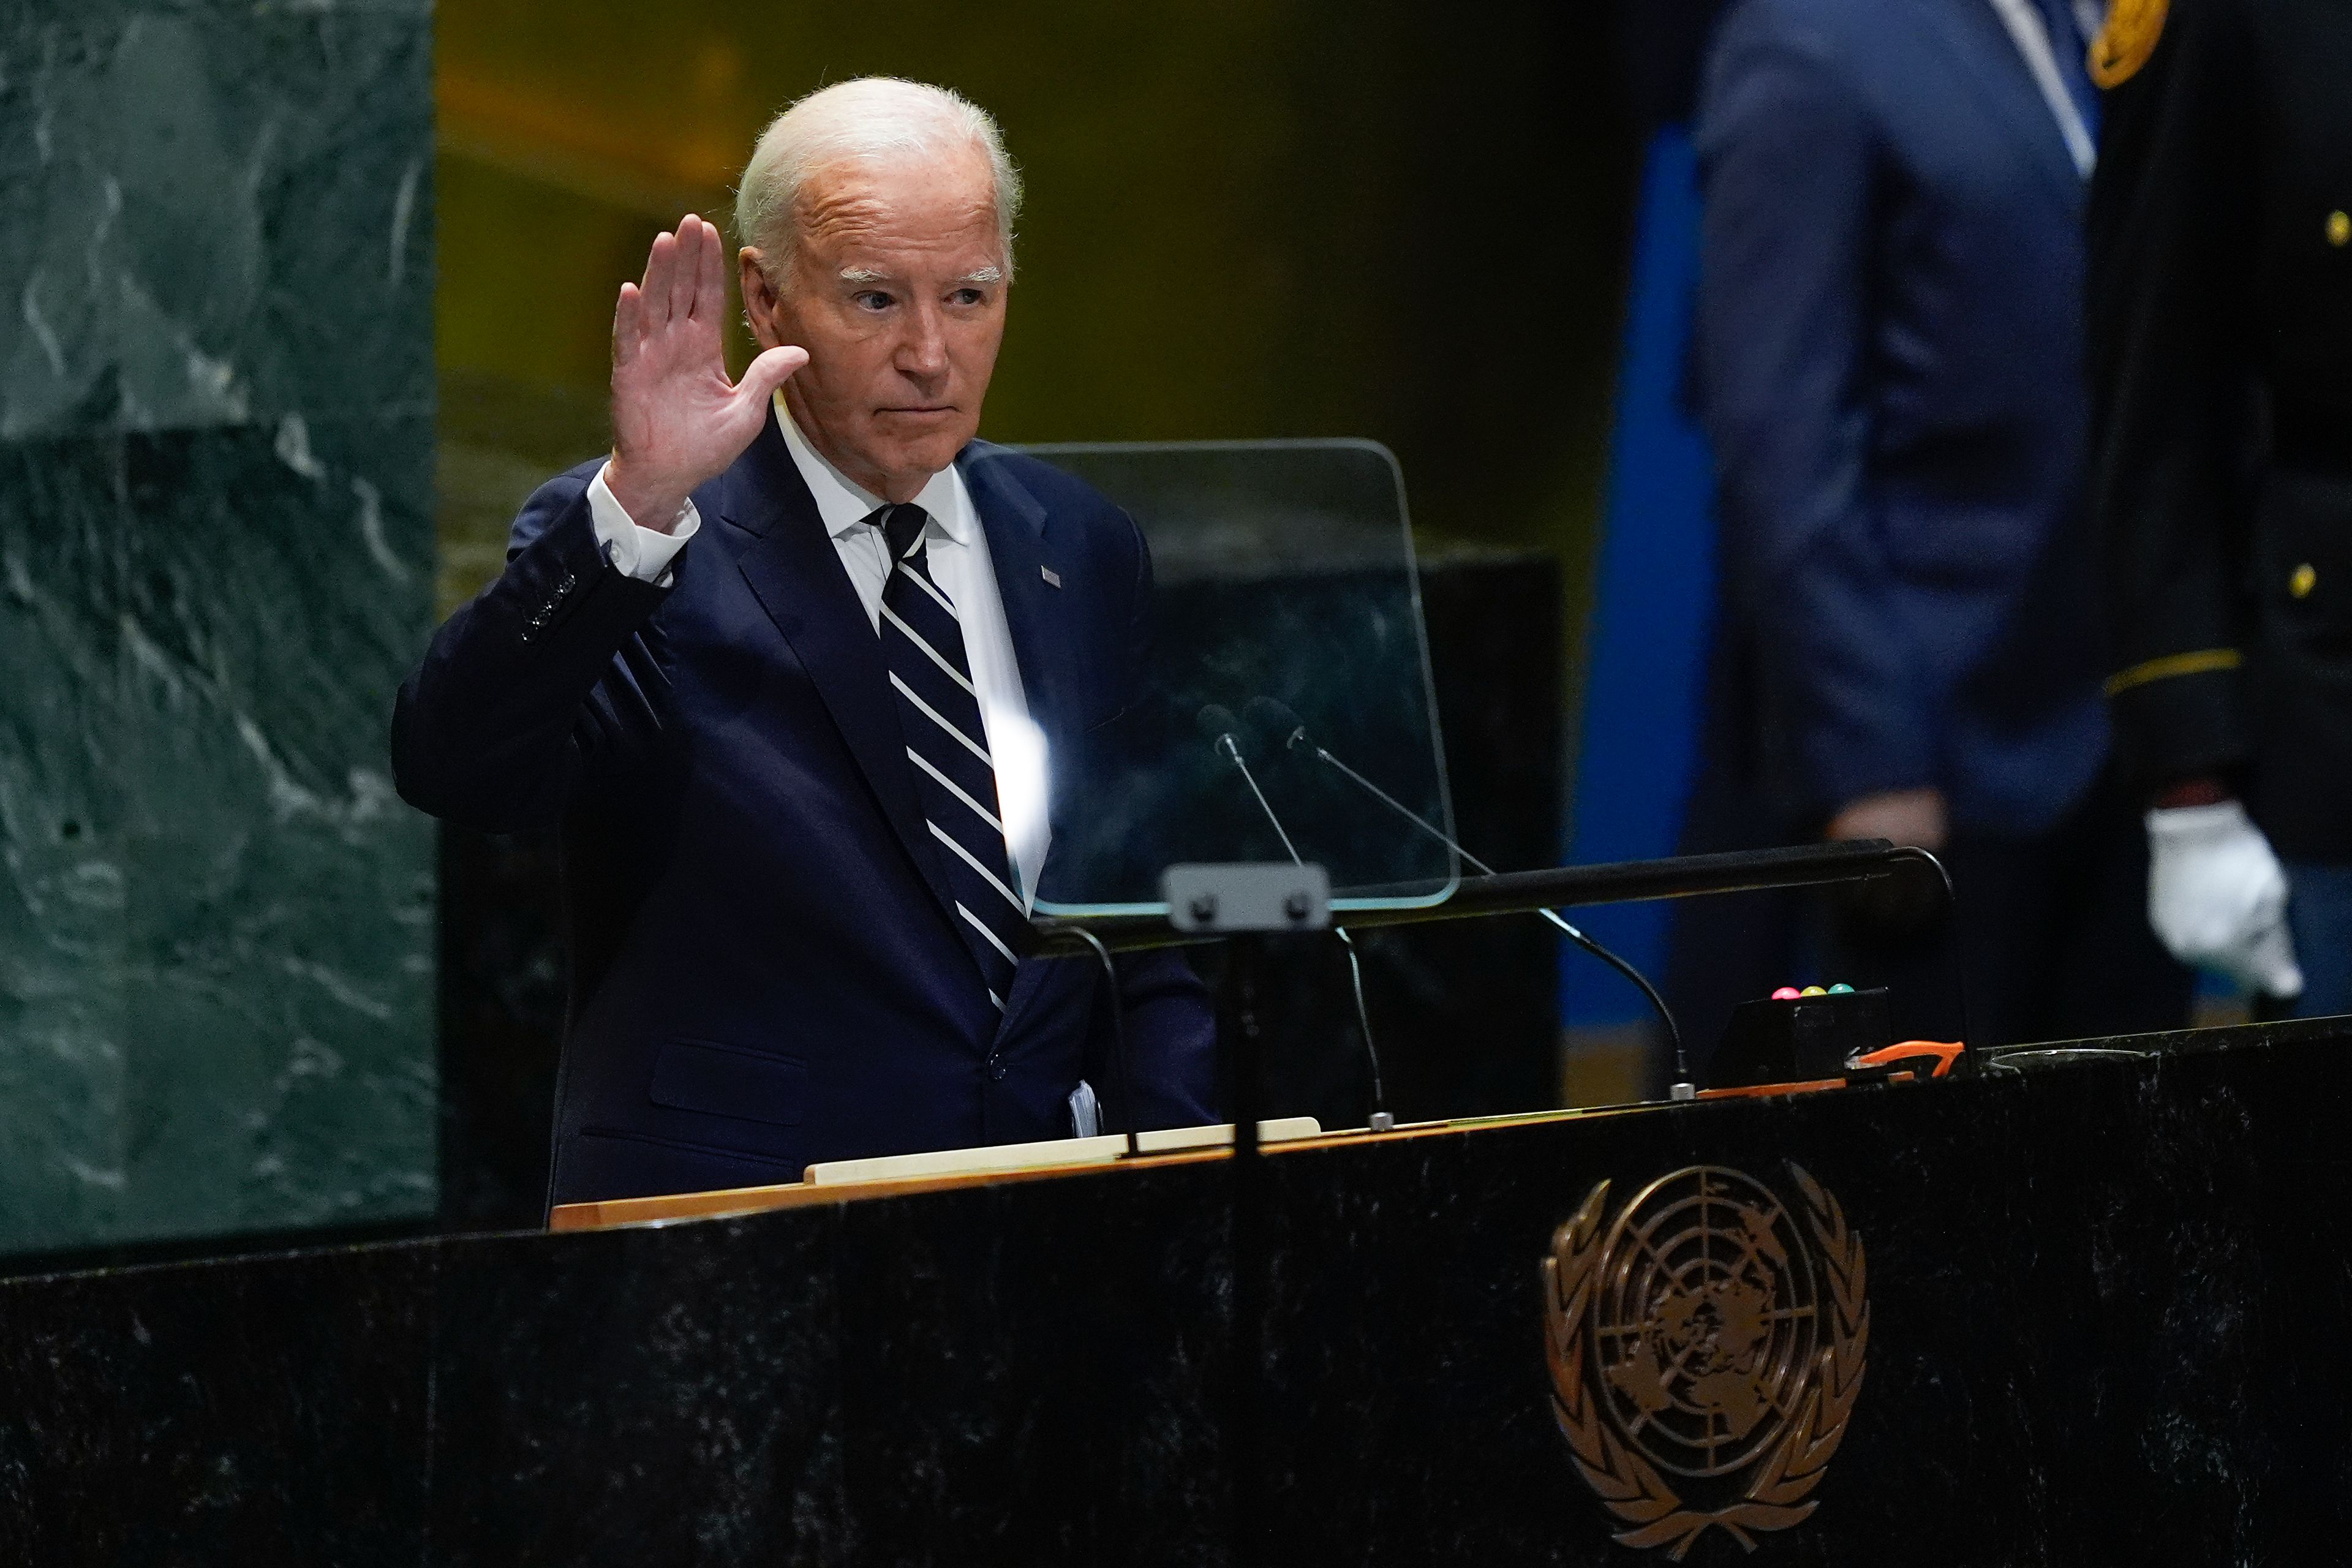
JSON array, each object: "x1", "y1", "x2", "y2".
[
  {"x1": 547, "y1": 1147, "x2": 1240, "y2": 1233},
  {"x1": 543, "y1": 1099, "x2": 1684, "y2": 1234}
]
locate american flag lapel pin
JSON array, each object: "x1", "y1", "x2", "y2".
[{"x1": 1041, "y1": 565, "x2": 1062, "y2": 589}]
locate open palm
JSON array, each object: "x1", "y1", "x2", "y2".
[{"x1": 606, "y1": 214, "x2": 806, "y2": 529}]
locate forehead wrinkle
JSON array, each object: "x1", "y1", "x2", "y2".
[
  {"x1": 796, "y1": 149, "x2": 997, "y2": 232},
  {"x1": 797, "y1": 182, "x2": 891, "y2": 247}
]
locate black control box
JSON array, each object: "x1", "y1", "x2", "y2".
[{"x1": 1708, "y1": 987, "x2": 1896, "y2": 1088}]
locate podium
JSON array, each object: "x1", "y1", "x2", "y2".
[{"x1": 4, "y1": 1014, "x2": 2350, "y2": 1565}]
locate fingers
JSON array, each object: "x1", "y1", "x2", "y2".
[
  {"x1": 612, "y1": 281, "x2": 645, "y2": 365},
  {"x1": 641, "y1": 227, "x2": 681, "y2": 325},
  {"x1": 691, "y1": 214, "x2": 727, "y2": 322},
  {"x1": 2246, "y1": 916, "x2": 2306, "y2": 999},
  {"x1": 631, "y1": 215, "x2": 729, "y2": 335},
  {"x1": 665, "y1": 215, "x2": 704, "y2": 323},
  {"x1": 736, "y1": 344, "x2": 810, "y2": 409}
]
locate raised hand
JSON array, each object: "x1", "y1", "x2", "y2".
[{"x1": 605, "y1": 214, "x2": 808, "y2": 530}]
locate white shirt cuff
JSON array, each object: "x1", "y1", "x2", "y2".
[{"x1": 588, "y1": 462, "x2": 699, "y2": 583}]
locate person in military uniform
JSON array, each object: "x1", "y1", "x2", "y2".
[{"x1": 2087, "y1": 0, "x2": 2352, "y2": 1014}]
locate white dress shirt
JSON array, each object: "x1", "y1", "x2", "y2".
[{"x1": 586, "y1": 401, "x2": 1051, "y2": 906}]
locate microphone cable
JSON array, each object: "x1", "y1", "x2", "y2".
[
  {"x1": 1066, "y1": 924, "x2": 1144, "y2": 1159},
  {"x1": 1197, "y1": 706, "x2": 1395, "y2": 1131},
  {"x1": 1243, "y1": 698, "x2": 1692, "y2": 1099}
]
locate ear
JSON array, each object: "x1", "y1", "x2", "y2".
[{"x1": 738, "y1": 248, "x2": 787, "y2": 350}]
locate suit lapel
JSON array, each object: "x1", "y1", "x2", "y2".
[
  {"x1": 726, "y1": 429, "x2": 1093, "y2": 1035},
  {"x1": 960, "y1": 444, "x2": 1079, "y2": 758},
  {"x1": 1932, "y1": 0, "x2": 2087, "y2": 212},
  {"x1": 725, "y1": 417, "x2": 965, "y2": 938}
]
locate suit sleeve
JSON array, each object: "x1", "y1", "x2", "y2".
[
  {"x1": 1694, "y1": 13, "x2": 1934, "y2": 818},
  {"x1": 389, "y1": 466, "x2": 673, "y2": 833},
  {"x1": 2086, "y1": 0, "x2": 2262, "y2": 791}
]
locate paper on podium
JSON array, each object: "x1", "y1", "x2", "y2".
[{"x1": 804, "y1": 1117, "x2": 1322, "y2": 1186}]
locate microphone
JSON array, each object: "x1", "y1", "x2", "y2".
[
  {"x1": 1197, "y1": 703, "x2": 1258, "y2": 769},
  {"x1": 1242, "y1": 698, "x2": 1693, "y2": 1099},
  {"x1": 1196, "y1": 704, "x2": 1395, "y2": 1131}
]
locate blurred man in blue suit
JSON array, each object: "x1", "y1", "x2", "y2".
[
  {"x1": 1693, "y1": 0, "x2": 2192, "y2": 1044},
  {"x1": 394, "y1": 79, "x2": 1214, "y2": 1208}
]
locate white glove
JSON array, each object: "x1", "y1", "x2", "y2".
[{"x1": 2146, "y1": 801, "x2": 2304, "y2": 998}]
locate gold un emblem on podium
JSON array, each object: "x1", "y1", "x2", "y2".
[{"x1": 1541, "y1": 1164, "x2": 1868, "y2": 1558}]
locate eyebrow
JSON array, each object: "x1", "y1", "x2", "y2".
[{"x1": 835, "y1": 264, "x2": 1005, "y2": 287}]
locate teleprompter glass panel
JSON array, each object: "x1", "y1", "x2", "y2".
[{"x1": 1016, "y1": 440, "x2": 1459, "y2": 916}]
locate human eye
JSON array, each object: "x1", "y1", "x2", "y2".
[
  {"x1": 851, "y1": 290, "x2": 895, "y2": 312},
  {"x1": 948, "y1": 287, "x2": 986, "y2": 307}
]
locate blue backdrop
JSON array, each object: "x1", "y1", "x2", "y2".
[{"x1": 1562, "y1": 128, "x2": 1719, "y2": 1029}]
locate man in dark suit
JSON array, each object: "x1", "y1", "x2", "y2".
[
  {"x1": 394, "y1": 78, "x2": 1215, "y2": 1208},
  {"x1": 1692, "y1": 0, "x2": 2191, "y2": 1044}
]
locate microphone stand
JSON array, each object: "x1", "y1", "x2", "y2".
[
  {"x1": 1257, "y1": 706, "x2": 1695, "y2": 1098},
  {"x1": 1191, "y1": 707, "x2": 1348, "y2": 1568},
  {"x1": 1218, "y1": 913, "x2": 1270, "y2": 1568},
  {"x1": 1208, "y1": 727, "x2": 1396, "y2": 1131}
]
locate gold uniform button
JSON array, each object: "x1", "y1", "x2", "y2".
[
  {"x1": 2330, "y1": 210, "x2": 2351, "y2": 247},
  {"x1": 2291, "y1": 562, "x2": 2318, "y2": 598}
]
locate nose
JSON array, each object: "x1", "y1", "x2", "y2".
[{"x1": 896, "y1": 300, "x2": 949, "y2": 382}]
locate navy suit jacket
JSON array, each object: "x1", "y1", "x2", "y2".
[
  {"x1": 393, "y1": 418, "x2": 1217, "y2": 1208},
  {"x1": 1694, "y1": 0, "x2": 2109, "y2": 835}
]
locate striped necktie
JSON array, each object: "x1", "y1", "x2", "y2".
[{"x1": 876, "y1": 502, "x2": 1027, "y2": 1012}]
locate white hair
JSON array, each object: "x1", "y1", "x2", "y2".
[{"x1": 734, "y1": 77, "x2": 1022, "y2": 288}]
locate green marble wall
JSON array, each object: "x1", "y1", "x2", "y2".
[{"x1": 0, "y1": 3, "x2": 437, "y2": 1254}]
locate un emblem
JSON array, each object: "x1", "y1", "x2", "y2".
[{"x1": 1541, "y1": 1164, "x2": 1868, "y2": 1558}]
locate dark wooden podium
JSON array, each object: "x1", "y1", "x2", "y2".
[{"x1": 4, "y1": 1016, "x2": 2350, "y2": 1566}]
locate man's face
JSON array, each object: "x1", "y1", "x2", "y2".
[{"x1": 740, "y1": 148, "x2": 1007, "y2": 503}]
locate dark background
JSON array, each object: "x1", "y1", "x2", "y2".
[{"x1": 435, "y1": 3, "x2": 1638, "y2": 611}]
